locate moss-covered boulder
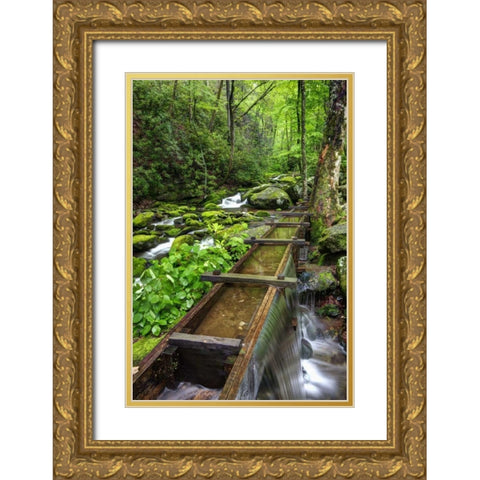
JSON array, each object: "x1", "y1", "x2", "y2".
[
  {"x1": 248, "y1": 186, "x2": 292, "y2": 210},
  {"x1": 203, "y1": 202, "x2": 222, "y2": 210},
  {"x1": 242, "y1": 184, "x2": 271, "y2": 200},
  {"x1": 318, "y1": 223, "x2": 347, "y2": 253},
  {"x1": 182, "y1": 213, "x2": 198, "y2": 221},
  {"x1": 132, "y1": 257, "x2": 147, "y2": 277},
  {"x1": 133, "y1": 234, "x2": 166, "y2": 252},
  {"x1": 317, "y1": 271, "x2": 339, "y2": 294},
  {"x1": 254, "y1": 210, "x2": 271, "y2": 218},
  {"x1": 280, "y1": 182, "x2": 303, "y2": 203},
  {"x1": 165, "y1": 227, "x2": 182, "y2": 237},
  {"x1": 201, "y1": 210, "x2": 224, "y2": 219},
  {"x1": 336, "y1": 255, "x2": 347, "y2": 296},
  {"x1": 133, "y1": 211, "x2": 155, "y2": 228},
  {"x1": 277, "y1": 175, "x2": 297, "y2": 184},
  {"x1": 170, "y1": 234, "x2": 194, "y2": 253},
  {"x1": 185, "y1": 218, "x2": 203, "y2": 227}
]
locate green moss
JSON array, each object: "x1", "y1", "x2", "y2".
[
  {"x1": 182, "y1": 213, "x2": 198, "y2": 221},
  {"x1": 132, "y1": 336, "x2": 164, "y2": 366},
  {"x1": 133, "y1": 234, "x2": 164, "y2": 252},
  {"x1": 185, "y1": 218, "x2": 203, "y2": 227},
  {"x1": 310, "y1": 217, "x2": 326, "y2": 244},
  {"x1": 278, "y1": 176, "x2": 296, "y2": 184},
  {"x1": 317, "y1": 271, "x2": 339, "y2": 293},
  {"x1": 170, "y1": 234, "x2": 194, "y2": 253},
  {"x1": 203, "y1": 202, "x2": 221, "y2": 210},
  {"x1": 255, "y1": 210, "x2": 271, "y2": 217},
  {"x1": 318, "y1": 224, "x2": 347, "y2": 253},
  {"x1": 177, "y1": 205, "x2": 193, "y2": 213},
  {"x1": 133, "y1": 211, "x2": 155, "y2": 228},
  {"x1": 317, "y1": 304, "x2": 340, "y2": 317},
  {"x1": 166, "y1": 227, "x2": 182, "y2": 237},
  {"x1": 248, "y1": 186, "x2": 292, "y2": 210},
  {"x1": 132, "y1": 257, "x2": 147, "y2": 277},
  {"x1": 336, "y1": 255, "x2": 347, "y2": 296},
  {"x1": 201, "y1": 210, "x2": 223, "y2": 219}
]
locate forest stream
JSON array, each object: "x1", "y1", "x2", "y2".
[{"x1": 131, "y1": 78, "x2": 348, "y2": 401}]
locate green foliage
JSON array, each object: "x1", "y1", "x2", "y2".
[
  {"x1": 317, "y1": 304, "x2": 340, "y2": 317},
  {"x1": 133, "y1": 257, "x2": 147, "y2": 278},
  {"x1": 133, "y1": 79, "x2": 333, "y2": 204},
  {"x1": 133, "y1": 211, "x2": 155, "y2": 228},
  {"x1": 132, "y1": 243, "x2": 234, "y2": 337},
  {"x1": 310, "y1": 217, "x2": 327, "y2": 245}
]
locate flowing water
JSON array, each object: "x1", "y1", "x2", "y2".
[
  {"x1": 218, "y1": 192, "x2": 247, "y2": 209},
  {"x1": 139, "y1": 237, "x2": 175, "y2": 260},
  {"x1": 152, "y1": 219, "x2": 346, "y2": 401}
]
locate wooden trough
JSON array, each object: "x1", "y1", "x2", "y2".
[{"x1": 132, "y1": 214, "x2": 308, "y2": 401}]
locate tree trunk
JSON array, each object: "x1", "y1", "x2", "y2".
[
  {"x1": 209, "y1": 80, "x2": 224, "y2": 132},
  {"x1": 226, "y1": 80, "x2": 235, "y2": 176},
  {"x1": 310, "y1": 80, "x2": 347, "y2": 226},
  {"x1": 299, "y1": 80, "x2": 307, "y2": 200}
]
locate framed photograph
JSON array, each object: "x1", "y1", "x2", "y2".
[{"x1": 53, "y1": 0, "x2": 426, "y2": 478}]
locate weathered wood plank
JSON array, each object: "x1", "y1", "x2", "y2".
[
  {"x1": 279, "y1": 211, "x2": 313, "y2": 217},
  {"x1": 168, "y1": 332, "x2": 242, "y2": 354},
  {"x1": 244, "y1": 238, "x2": 309, "y2": 246},
  {"x1": 201, "y1": 271, "x2": 298, "y2": 288},
  {"x1": 266, "y1": 221, "x2": 310, "y2": 227}
]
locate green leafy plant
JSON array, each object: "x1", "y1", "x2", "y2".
[{"x1": 132, "y1": 242, "x2": 233, "y2": 337}]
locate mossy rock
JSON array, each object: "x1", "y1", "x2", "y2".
[
  {"x1": 182, "y1": 213, "x2": 198, "y2": 221},
  {"x1": 185, "y1": 218, "x2": 203, "y2": 227},
  {"x1": 277, "y1": 175, "x2": 297, "y2": 184},
  {"x1": 317, "y1": 304, "x2": 340, "y2": 317},
  {"x1": 154, "y1": 224, "x2": 174, "y2": 232},
  {"x1": 170, "y1": 234, "x2": 194, "y2": 252},
  {"x1": 317, "y1": 271, "x2": 339, "y2": 294},
  {"x1": 310, "y1": 217, "x2": 326, "y2": 244},
  {"x1": 132, "y1": 336, "x2": 164, "y2": 366},
  {"x1": 133, "y1": 211, "x2": 155, "y2": 228},
  {"x1": 166, "y1": 227, "x2": 182, "y2": 237},
  {"x1": 134, "y1": 229, "x2": 154, "y2": 236},
  {"x1": 203, "y1": 202, "x2": 222, "y2": 210},
  {"x1": 281, "y1": 182, "x2": 303, "y2": 203},
  {"x1": 132, "y1": 257, "x2": 147, "y2": 278},
  {"x1": 242, "y1": 184, "x2": 271, "y2": 200},
  {"x1": 201, "y1": 210, "x2": 224, "y2": 219},
  {"x1": 179, "y1": 225, "x2": 203, "y2": 235},
  {"x1": 318, "y1": 223, "x2": 347, "y2": 254},
  {"x1": 336, "y1": 255, "x2": 347, "y2": 296},
  {"x1": 133, "y1": 234, "x2": 166, "y2": 252},
  {"x1": 177, "y1": 205, "x2": 193, "y2": 213},
  {"x1": 248, "y1": 186, "x2": 293, "y2": 210},
  {"x1": 255, "y1": 210, "x2": 271, "y2": 218}
]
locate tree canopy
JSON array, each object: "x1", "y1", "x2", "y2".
[{"x1": 132, "y1": 79, "x2": 337, "y2": 206}]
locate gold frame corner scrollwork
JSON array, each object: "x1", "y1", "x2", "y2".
[{"x1": 53, "y1": 1, "x2": 426, "y2": 478}]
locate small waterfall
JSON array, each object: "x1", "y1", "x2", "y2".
[
  {"x1": 139, "y1": 237, "x2": 175, "y2": 260},
  {"x1": 296, "y1": 307, "x2": 346, "y2": 400},
  {"x1": 199, "y1": 236, "x2": 214, "y2": 249},
  {"x1": 152, "y1": 216, "x2": 182, "y2": 226},
  {"x1": 251, "y1": 289, "x2": 305, "y2": 400},
  {"x1": 240, "y1": 259, "x2": 346, "y2": 401},
  {"x1": 218, "y1": 192, "x2": 247, "y2": 209},
  {"x1": 157, "y1": 382, "x2": 221, "y2": 400}
]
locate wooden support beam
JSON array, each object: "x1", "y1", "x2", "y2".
[
  {"x1": 168, "y1": 332, "x2": 242, "y2": 355},
  {"x1": 279, "y1": 211, "x2": 313, "y2": 217},
  {"x1": 201, "y1": 271, "x2": 298, "y2": 288},
  {"x1": 244, "y1": 238, "x2": 309, "y2": 246},
  {"x1": 266, "y1": 221, "x2": 310, "y2": 227}
]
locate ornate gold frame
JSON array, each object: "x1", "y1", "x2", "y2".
[{"x1": 53, "y1": 1, "x2": 426, "y2": 478}]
